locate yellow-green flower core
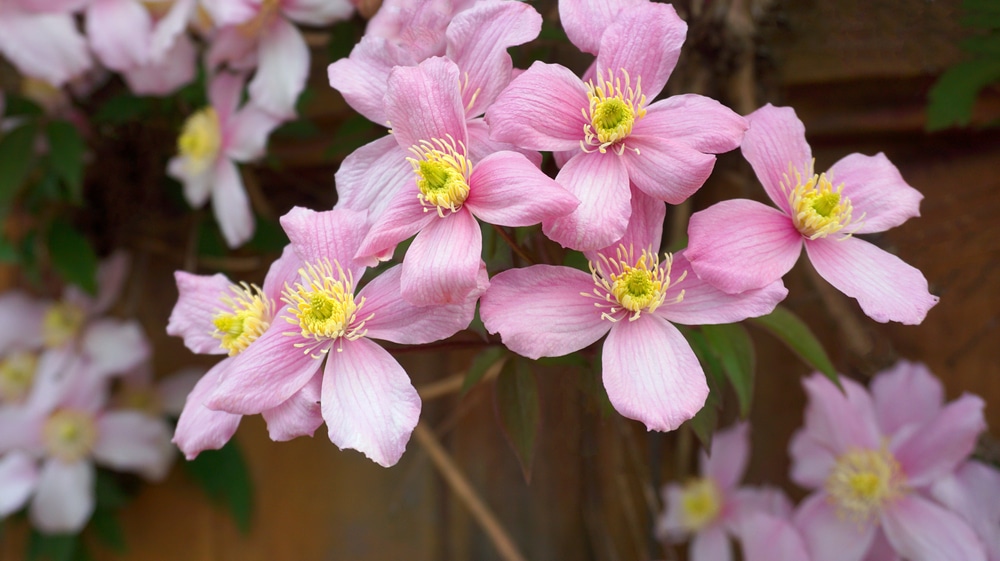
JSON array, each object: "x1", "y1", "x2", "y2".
[
  {"x1": 178, "y1": 107, "x2": 221, "y2": 175},
  {"x1": 825, "y1": 446, "x2": 908, "y2": 524},
  {"x1": 582, "y1": 68, "x2": 646, "y2": 155},
  {"x1": 407, "y1": 136, "x2": 472, "y2": 216},
  {"x1": 43, "y1": 302, "x2": 85, "y2": 348},
  {"x1": 212, "y1": 283, "x2": 273, "y2": 356},
  {"x1": 0, "y1": 351, "x2": 37, "y2": 403},
  {"x1": 282, "y1": 259, "x2": 371, "y2": 356},
  {"x1": 585, "y1": 245, "x2": 685, "y2": 322},
  {"x1": 679, "y1": 478, "x2": 723, "y2": 531},
  {"x1": 43, "y1": 409, "x2": 98, "y2": 463},
  {"x1": 784, "y1": 160, "x2": 861, "y2": 239}
]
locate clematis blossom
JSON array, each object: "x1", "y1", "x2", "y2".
[
  {"x1": 0, "y1": 0, "x2": 92, "y2": 86},
  {"x1": 685, "y1": 104, "x2": 937, "y2": 325},
  {"x1": 485, "y1": 0, "x2": 747, "y2": 250},
  {"x1": 479, "y1": 191, "x2": 787, "y2": 431},
  {"x1": 85, "y1": 0, "x2": 195, "y2": 73}
]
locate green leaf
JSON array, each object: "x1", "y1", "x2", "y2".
[
  {"x1": 688, "y1": 397, "x2": 719, "y2": 450},
  {"x1": 246, "y1": 215, "x2": 289, "y2": 253},
  {"x1": 27, "y1": 531, "x2": 78, "y2": 561},
  {"x1": 0, "y1": 122, "x2": 39, "y2": 208},
  {"x1": 701, "y1": 324, "x2": 755, "y2": 418},
  {"x1": 184, "y1": 440, "x2": 254, "y2": 533},
  {"x1": 749, "y1": 305, "x2": 840, "y2": 387},
  {"x1": 927, "y1": 58, "x2": 1000, "y2": 130},
  {"x1": 494, "y1": 357, "x2": 540, "y2": 482},
  {"x1": 46, "y1": 219, "x2": 98, "y2": 295},
  {"x1": 680, "y1": 326, "x2": 726, "y2": 395},
  {"x1": 94, "y1": 471, "x2": 128, "y2": 510},
  {"x1": 45, "y1": 121, "x2": 86, "y2": 202},
  {"x1": 961, "y1": 35, "x2": 1000, "y2": 57},
  {"x1": 90, "y1": 510, "x2": 126, "y2": 554},
  {"x1": 0, "y1": 236, "x2": 18, "y2": 262},
  {"x1": 3, "y1": 95, "x2": 43, "y2": 118},
  {"x1": 94, "y1": 94, "x2": 152, "y2": 125},
  {"x1": 461, "y1": 346, "x2": 507, "y2": 395}
]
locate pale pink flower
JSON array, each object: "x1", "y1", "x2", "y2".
[
  {"x1": 685, "y1": 104, "x2": 937, "y2": 325},
  {"x1": 657, "y1": 422, "x2": 792, "y2": 561},
  {"x1": 930, "y1": 460, "x2": 1000, "y2": 561},
  {"x1": 85, "y1": 0, "x2": 195, "y2": 72},
  {"x1": 485, "y1": 1, "x2": 747, "y2": 250},
  {"x1": 354, "y1": 57, "x2": 577, "y2": 305},
  {"x1": 122, "y1": 32, "x2": 198, "y2": 96},
  {"x1": 479, "y1": 195, "x2": 786, "y2": 431},
  {"x1": 0, "y1": 0, "x2": 92, "y2": 86},
  {"x1": 736, "y1": 512, "x2": 813, "y2": 561},
  {"x1": 205, "y1": 207, "x2": 480, "y2": 466},
  {"x1": 788, "y1": 372, "x2": 987, "y2": 561},
  {"x1": 167, "y1": 71, "x2": 284, "y2": 248}
]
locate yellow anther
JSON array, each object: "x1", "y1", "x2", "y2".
[
  {"x1": 582, "y1": 68, "x2": 646, "y2": 155},
  {"x1": 826, "y1": 446, "x2": 908, "y2": 524},
  {"x1": 178, "y1": 107, "x2": 221, "y2": 175},
  {"x1": 679, "y1": 478, "x2": 723, "y2": 531},
  {"x1": 584, "y1": 245, "x2": 685, "y2": 322},
  {"x1": 212, "y1": 283, "x2": 273, "y2": 356},
  {"x1": 0, "y1": 351, "x2": 37, "y2": 403},
  {"x1": 282, "y1": 259, "x2": 371, "y2": 356},
  {"x1": 43, "y1": 409, "x2": 98, "y2": 463},
  {"x1": 784, "y1": 160, "x2": 864, "y2": 240},
  {"x1": 407, "y1": 135, "x2": 472, "y2": 216},
  {"x1": 42, "y1": 302, "x2": 85, "y2": 348}
]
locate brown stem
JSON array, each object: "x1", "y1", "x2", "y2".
[
  {"x1": 416, "y1": 357, "x2": 505, "y2": 400},
  {"x1": 492, "y1": 224, "x2": 536, "y2": 265}
]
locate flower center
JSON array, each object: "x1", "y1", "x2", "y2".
[
  {"x1": 784, "y1": 160, "x2": 862, "y2": 240},
  {"x1": 43, "y1": 409, "x2": 98, "y2": 463},
  {"x1": 178, "y1": 107, "x2": 221, "y2": 175},
  {"x1": 584, "y1": 245, "x2": 685, "y2": 322},
  {"x1": 282, "y1": 259, "x2": 371, "y2": 356},
  {"x1": 825, "y1": 447, "x2": 908, "y2": 524},
  {"x1": 212, "y1": 283, "x2": 273, "y2": 356},
  {"x1": 0, "y1": 350, "x2": 37, "y2": 403},
  {"x1": 237, "y1": 0, "x2": 281, "y2": 37},
  {"x1": 679, "y1": 477, "x2": 723, "y2": 531},
  {"x1": 582, "y1": 68, "x2": 646, "y2": 155},
  {"x1": 407, "y1": 136, "x2": 472, "y2": 216},
  {"x1": 42, "y1": 302, "x2": 85, "y2": 348}
]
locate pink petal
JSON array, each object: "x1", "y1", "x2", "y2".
[
  {"x1": 558, "y1": 0, "x2": 645, "y2": 54},
  {"x1": 385, "y1": 56, "x2": 468, "y2": 150},
  {"x1": 167, "y1": 271, "x2": 233, "y2": 355},
  {"x1": 891, "y1": 394, "x2": 985, "y2": 488},
  {"x1": 794, "y1": 491, "x2": 876, "y2": 561},
  {"x1": 224, "y1": 103, "x2": 284, "y2": 162},
  {"x1": 543, "y1": 151, "x2": 631, "y2": 251},
  {"x1": 122, "y1": 33, "x2": 197, "y2": 96},
  {"x1": 82, "y1": 319, "x2": 150, "y2": 378},
  {"x1": 334, "y1": 135, "x2": 412, "y2": 223},
  {"x1": 742, "y1": 104, "x2": 812, "y2": 214},
  {"x1": 788, "y1": 429, "x2": 835, "y2": 489},
  {"x1": 400, "y1": 209, "x2": 483, "y2": 306},
  {"x1": 0, "y1": 9, "x2": 92, "y2": 86},
  {"x1": 592, "y1": 185, "x2": 664, "y2": 258},
  {"x1": 660, "y1": 251, "x2": 787, "y2": 325},
  {"x1": 16, "y1": 0, "x2": 88, "y2": 11},
  {"x1": 93, "y1": 411, "x2": 173, "y2": 479},
  {"x1": 827, "y1": 152, "x2": 924, "y2": 234},
  {"x1": 655, "y1": 483, "x2": 688, "y2": 542},
  {"x1": 881, "y1": 495, "x2": 986, "y2": 561},
  {"x1": 863, "y1": 530, "x2": 902, "y2": 561},
  {"x1": 602, "y1": 314, "x2": 708, "y2": 432},
  {"x1": 248, "y1": 17, "x2": 308, "y2": 119},
  {"x1": 700, "y1": 421, "x2": 749, "y2": 491},
  {"x1": 691, "y1": 524, "x2": 732, "y2": 561},
  {"x1": 355, "y1": 183, "x2": 435, "y2": 260},
  {"x1": 30, "y1": 460, "x2": 94, "y2": 534},
  {"x1": 685, "y1": 199, "x2": 802, "y2": 294},
  {"x1": 593, "y1": 2, "x2": 686, "y2": 99},
  {"x1": 148, "y1": 0, "x2": 194, "y2": 61},
  {"x1": 466, "y1": 151, "x2": 578, "y2": 226},
  {"x1": 281, "y1": 0, "x2": 353, "y2": 25},
  {"x1": 484, "y1": 61, "x2": 589, "y2": 151},
  {"x1": 870, "y1": 360, "x2": 943, "y2": 436},
  {"x1": 739, "y1": 513, "x2": 811, "y2": 561},
  {"x1": 359, "y1": 265, "x2": 479, "y2": 345},
  {"x1": 206, "y1": 25, "x2": 258, "y2": 70},
  {"x1": 279, "y1": 206, "x2": 370, "y2": 279},
  {"x1": 0, "y1": 407, "x2": 44, "y2": 454},
  {"x1": 636, "y1": 94, "x2": 747, "y2": 154},
  {"x1": 167, "y1": 156, "x2": 212, "y2": 208},
  {"x1": 321, "y1": 337, "x2": 421, "y2": 467},
  {"x1": 261, "y1": 371, "x2": 323, "y2": 441},
  {"x1": 85, "y1": 0, "x2": 153, "y2": 71},
  {"x1": 0, "y1": 451, "x2": 37, "y2": 517},
  {"x1": 200, "y1": 0, "x2": 257, "y2": 25},
  {"x1": 89, "y1": 251, "x2": 131, "y2": 316},
  {"x1": 211, "y1": 158, "x2": 255, "y2": 248},
  {"x1": 930, "y1": 461, "x2": 1000, "y2": 560},
  {"x1": 172, "y1": 361, "x2": 242, "y2": 460},
  {"x1": 262, "y1": 244, "x2": 302, "y2": 304},
  {"x1": 800, "y1": 374, "x2": 881, "y2": 454},
  {"x1": 624, "y1": 136, "x2": 718, "y2": 204},
  {"x1": 445, "y1": 0, "x2": 541, "y2": 117},
  {"x1": 0, "y1": 291, "x2": 45, "y2": 354},
  {"x1": 727, "y1": 487, "x2": 794, "y2": 526},
  {"x1": 209, "y1": 71, "x2": 246, "y2": 125},
  {"x1": 480, "y1": 265, "x2": 608, "y2": 359},
  {"x1": 327, "y1": 36, "x2": 408, "y2": 125},
  {"x1": 805, "y1": 236, "x2": 938, "y2": 325},
  {"x1": 466, "y1": 118, "x2": 543, "y2": 167}
]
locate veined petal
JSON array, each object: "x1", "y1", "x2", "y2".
[
  {"x1": 870, "y1": 360, "x2": 943, "y2": 436},
  {"x1": 385, "y1": 57, "x2": 468, "y2": 150},
  {"x1": 0, "y1": 9, "x2": 92, "y2": 86},
  {"x1": 805, "y1": 236, "x2": 938, "y2": 325},
  {"x1": 334, "y1": 135, "x2": 411, "y2": 223},
  {"x1": 593, "y1": 2, "x2": 686, "y2": 100},
  {"x1": 327, "y1": 36, "x2": 412, "y2": 125},
  {"x1": 172, "y1": 361, "x2": 241, "y2": 460},
  {"x1": 558, "y1": 0, "x2": 645, "y2": 54},
  {"x1": 794, "y1": 492, "x2": 876, "y2": 561},
  {"x1": 262, "y1": 244, "x2": 301, "y2": 304},
  {"x1": 690, "y1": 525, "x2": 732, "y2": 561},
  {"x1": 261, "y1": 371, "x2": 323, "y2": 441},
  {"x1": 881, "y1": 495, "x2": 986, "y2": 561},
  {"x1": 400, "y1": 209, "x2": 483, "y2": 306},
  {"x1": 466, "y1": 151, "x2": 578, "y2": 227},
  {"x1": 322, "y1": 337, "x2": 420, "y2": 467},
  {"x1": 801, "y1": 374, "x2": 881, "y2": 454},
  {"x1": 700, "y1": 422, "x2": 749, "y2": 491},
  {"x1": 224, "y1": 104, "x2": 284, "y2": 162},
  {"x1": 30, "y1": 460, "x2": 94, "y2": 534},
  {"x1": 484, "y1": 61, "x2": 589, "y2": 152},
  {"x1": 742, "y1": 104, "x2": 812, "y2": 214},
  {"x1": 211, "y1": 158, "x2": 255, "y2": 249},
  {"x1": 167, "y1": 271, "x2": 233, "y2": 355},
  {"x1": 466, "y1": 118, "x2": 543, "y2": 168},
  {"x1": 788, "y1": 429, "x2": 835, "y2": 489},
  {"x1": 85, "y1": 0, "x2": 153, "y2": 71},
  {"x1": 685, "y1": 199, "x2": 802, "y2": 294},
  {"x1": 602, "y1": 314, "x2": 708, "y2": 432},
  {"x1": 248, "y1": 17, "x2": 309, "y2": 119},
  {"x1": 360, "y1": 265, "x2": 478, "y2": 345},
  {"x1": 828, "y1": 152, "x2": 923, "y2": 234},
  {"x1": 0, "y1": 451, "x2": 37, "y2": 517},
  {"x1": 543, "y1": 151, "x2": 630, "y2": 251},
  {"x1": 636, "y1": 95, "x2": 747, "y2": 154},
  {"x1": 891, "y1": 394, "x2": 984, "y2": 488},
  {"x1": 591, "y1": 185, "x2": 664, "y2": 259},
  {"x1": 355, "y1": 183, "x2": 435, "y2": 260},
  {"x1": 280, "y1": 206, "x2": 371, "y2": 279},
  {"x1": 624, "y1": 135, "x2": 717, "y2": 204},
  {"x1": 281, "y1": 0, "x2": 353, "y2": 25},
  {"x1": 93, "y1": 411, "x2": 173, "y2": 480},
  {"x1": 480, "y1": 265, "x2": 608, "y2": 359}
]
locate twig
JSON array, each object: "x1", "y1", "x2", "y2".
[
  {"x1": 805, "y1": 263, "x2": 873, "y2": 358},
  {"x1": 416, "y1": 358, "x2": 505, "y2": 400},
  {"x1": 412, "y1": 422, "x2": 529, "y2": 561},
  {"x1": 492, "y1": 224, "x2": 536, "y2": 265}
]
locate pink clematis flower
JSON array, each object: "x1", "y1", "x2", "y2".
[
  {"x1": 788, "y1": 371, "x2": 987, "y2": 561},
  {"x1": 657, "y1": 422, "x2": 792, "y2": 561},
  {"x1": 485, "y1": 1, "x2": 747, "y2": 250},
  {"x1": 930, "y1": 460, "x2": 1000, "y2": 561},
  {"x1": 205, "y1": 207, "x2": 480, "y2": 466},
  {"x1": 167, "y1": 71, "x2": 284, "y2": 248},
  {"x1": 355, "y1": 57, "x2": 578, "y2": 305},
  {"x1": 0, "y1": 0, "x2": 92, "y2": 86},
  {"x1": 685, "y1": 104, "x2": 937, "y2": 325},
  {"x1": 85, "y1": 0, "x2": 195, "y2": 72},
  {"x1": 479, "y1": 192, "x2": 786, "y2": 431},
  {"x1": 737, "y1": 512, "x2": 813, "y2": 561}
]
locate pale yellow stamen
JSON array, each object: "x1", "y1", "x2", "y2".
[
  {"x1": 581, "y1": 68, "x2": 646, "y2": 155},
  {"x1": 43, "y1": 409, "x2": 98, "y2": 463},
  {"x1": 212, "y1": 283, "x2": 273, "y2": 356},
  {"x1": 679, "y1": 478, "x2": 723, "y2": 531},
  {"x1": 826, "y1": 446, "x2": 908, "y2": 524},
  {"x1": 783, "y1": 160, "x2": 864, "y2": 240},
  {"x1": 178, "y1": 107, "x2": 221, "y2": 175},
  {"x1": 583, "y1": 244, "x2": 685, "y2": 322},
  {"x1": 0, "y1": 351, "x2": 37, "y2": 403},
  {"x1": 407, "y1": 135, "x2": 472, "y2": 217},
  {"x1": 282, "y1": 259, "x2": 371, "y2": 357},
  {"x1": 42, "y1": 302, "x2": 85, "y2": 348}
]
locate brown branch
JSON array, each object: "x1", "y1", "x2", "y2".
[
  {"x1": 416, "y1": 358, "x2": 505, "y2": 400},
  {"x1": 492, "y1": 224, "x2": 536, "y2": 265}
]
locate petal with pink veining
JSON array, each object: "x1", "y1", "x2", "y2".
[
  {"x1": 624, "y1": 135, "x2": 717, "y2": 204},
  {"x1": 881, "y1": 495, "x2": 986, "y2": 561},
  {"x1": 635, "y1": 94, "x2": 747, "y2": 154},
  {"x1": 334, "y1": 135, "x2": 411, "y2": 223},
  {"x1": 891, "y1": 394, "x2": 984, "y2": 488},
  {"x1": 558, "y1": 0, "x2": 645, "y2": 54},
  {"x1": 327, "y1": 36, "x2": 414, "y2": 125},
  {"x1": 742, "y1": 104, "x2": 812, "y2": 214},
  {"x1": 800, "y1": 374, "x2": 881, "y2": 454},
  {"x1": 262, "y1": 244, "x2": 301, "y2": 305},
  {"x1": 261, "y1": 371, "x2": 323, "y2": 441},
  {"x1": 870, "y1": 360, "x2": 943, "y2": 436},
  {"x1": 385, "y1": 57, "x2": 468, "y2": 151},
  {"x1": 466, "y1": 151, "x2": 578, "y2": 226},
  {"x1": 172, "y1": 361, "x2": 241, "y2": 460},
  {"x1": 400, "y1": 209, "x2": 482, "y2": 306},
  {"x1": 211, "y1": 158, "x2": 255, "y2": 248},
  {"x1": 30, "y1": 460, "x2": 94, "y2": 534},
  {"x1": 794, "y1": 492, "x2": 876, "y2": 561},
  {"x1": 593, "y1": 2, "x2": 686, "y2": 99},
  {"x1": 544, "y1": 151, "x2": 630, "y2": 251},
  {"x1": 355, "y1": 183, "x2": 435, "y2": 260},
  {"x1": 828, "y1": 152, "x2": 923, "y2": 234},
  {"x1": 248, "y1": 17, "x2": 309, "y2": 119},
  {"x1": 167, "y1": 271, "x2": 233, "y2": 355},
  {"x1": 589, "y1": 185, "x2": 664, "y2": 261},
  {"x1": 466, "y1": 118, "x2": 542, "y2": 167},
  {"x1": 280, "y1": 206, "x2": 371, "y2": 279}
]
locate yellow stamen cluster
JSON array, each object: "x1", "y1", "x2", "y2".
[
  {"x1": 582, "y1": 68, "x2": 646, "y2": 155},
  {"x1": 42, "y1": 302, "x2": 85, "y2": 348},
  {"x1": 43, "y1": 409, "x2": 98, "y2": 463},
  {"x1": 0, "y1": 351, "x2": 38, "y2": 403},
  {"x1": 178, "y1": 107, "x2": 221, "y2": 175},
  {"x1": 237, "y1": 0, "x2": 281, "y2": 37},
  {"x1": 679, "y1": 478, "x2": 723, "y2": 531},
  {"x1": 282, "y1": 259, "x2": 371, "y2": 356},
  {"x1": 826, "y1": 446, "x2": 908, "y2": 524},
  {"x1": 407, "y1": 136, "x2": 472, "y2": 216},
  {"x1": 784, "y1": 160, "x2": 862, "y2": 240},
  {"x1": 585, "y1": 245, "x2": 685, "y2": 322},
  {"x1": 212, "y1": 283, "x2": 273, "y2": 356}
]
